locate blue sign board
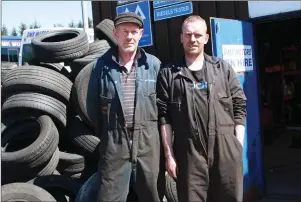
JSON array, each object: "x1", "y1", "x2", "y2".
[
  {"x1": 153, "y1": 0, "x2": 185, "y2": 9},
  {"x1": 116, "y1": 1, "x2": 153, "y2": 47},
  {"x1": 154, "y1": 1, "x2": 193, "y2": 21}
]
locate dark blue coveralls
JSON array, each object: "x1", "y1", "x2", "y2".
[{"x1": 86, "y1": 47, "x2": 164, "y2": 202}]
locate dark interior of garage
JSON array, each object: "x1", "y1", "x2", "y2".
[{"x1": 255, "y1": 15, "x2": 301, "y2": 199}]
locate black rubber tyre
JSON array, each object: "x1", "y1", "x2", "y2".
[
  {"x1": 2, "y1": 65, "x2": 73, "y2": 104},
  {"x1": 1, "y1": 115, "x2": 59, "y2": 183},
  {"x1": 53, "y1": 169, "x2": 61, "y2": 175},
  {"x1": 39, "y1": 62, "x2": 64, "y2": 71},
  {"x1": 27, "y1": 59, "x2": 71, "y2": 78},
  {"x1": 36, "y1": 147, "x2": 60, "y2": 177},
  {"x1": 57, "y1": 151, "x2": 85, "y2": 175},
  {"x1": 71, "y1": 55, "x2": 99, "y2": 68},
  {"x1": 1, "y1": 62, "x2": 18, "y2": 82},
  {"x1": 71, "y1": 61, "x2": 96, "y2": 128},
  {"x1": 21, "y1": 148, "x2": 60, "y2": 183},
  {"x1": 70, "y1": 55, "x2": 99, "y2": 82},
  {"x1": 2, "y1": 92, "x2": 67, "y2": 127},
  {"x1": 70, "y1": 39, "x2": 110, "y2": 79},
  {"x1": 86, "y1": 39, "x2": 111, "y2": 56},
  {"x1": 165, "y1": 175, "x2": 178, "y2": 202},
  {"x1": 69, "y1": 115, "x2": 100, "y2": 159},
  {"x1": 32, "y1": 29, "x2": 89, "y2": 63},
  {"x1": 70, "y1": 163, "x2": 98, "y2": 184},
  {"x1": 28, "y1": 175, "x2": 82, "y2": 201},
  {"x1": 95, "y1": 19, "x2": 117, "y2": 46},
  {"x1": 2, "y1": 183, "x2": 56, "y2": 201},
  {"x1": 38, "y1": 62, "x2": 71, "y2": 78}
]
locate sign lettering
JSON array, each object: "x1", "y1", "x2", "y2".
[
  {"x1": 1, "y1": 40, "x2": 21, "y2": 47},
  {"x1": 222, "y1": 44, "x2": 253, "y2": 72},
  {"x1": 154, "y1": 1, "x2": 193, "y2": 21}
]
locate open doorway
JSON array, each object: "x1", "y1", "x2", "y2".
[{"x1": 255, "y1": 15, "x2": 301, "y2": 199}]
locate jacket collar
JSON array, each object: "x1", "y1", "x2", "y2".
[
  {"x1": 103, "y1": 47, "x2": 146, "y2": 69},
  {"x1": 169, "y1": 53, "x2": 221, "y2": 81},
  {"x1": 204, "y1": 53, "x2": 220, "y2": 64},
  {"x1": 171, "y1": 53, "x2": 220, "y2": 71}
]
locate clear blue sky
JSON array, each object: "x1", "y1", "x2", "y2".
[{"x1": 2, "y1": 1, "x2": 93, "y2": 35}]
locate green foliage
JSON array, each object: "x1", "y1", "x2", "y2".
[
  {"x1": 1, "y1": 24, "x2": 8, "y2": 36},
  {"x1": 68, "y1": 20, "x2": 76, "y2": 28},
  {"x1": 18, "y1": 22, "x2": 27, "y2": 36},
  {"x1": 77, "y1": 21, "x2": 83, "y2": 28},
  {"x1": 53, "y1": 23, "x2": 64, "y2": 27},
  {"x1": 11, "y1": 27, "x2": 18, "y2": 36},
  {"x1": 29, "y1": 20, "x2": 41, "y2": 29}
]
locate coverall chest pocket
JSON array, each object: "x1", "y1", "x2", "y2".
[
  {"x1": 141, "y1": 75, "x2": 158, "y2": 121},
  {"x1": 215, "y1": 92, "x2": 235, "y2": 126},
  {"x1": 145, "y1": 92, "x2": 158, "y2": 121},
  {"x1": 99, "y1": 95, "x2": 113, "y2": 125}
]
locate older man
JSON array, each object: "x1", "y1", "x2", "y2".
[
  {"x1": 86, "y1": 12, "x2": 163, "y2": 202},
  {"x1": 157, "y1": 15, "x2": 247, "y2": 202}
]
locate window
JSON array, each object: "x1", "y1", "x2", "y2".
[
  {"x1": 22, "y1": 44, "x2": 34, "y2": 64},
  {"x1": 8, "y1": 49, "x2": 19, "y2": 62}
]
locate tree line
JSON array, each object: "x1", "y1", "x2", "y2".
[{"x1": 1, "y1": 17, "x2": 93, "y2": 37}]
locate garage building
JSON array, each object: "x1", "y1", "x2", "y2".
[{"x1": 92, "y1": 1, "x2": 301, "y2": 201}]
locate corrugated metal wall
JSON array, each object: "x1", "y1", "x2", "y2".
[{"x1": 92, "y1": 1, "x2": 249, "y2": 65}]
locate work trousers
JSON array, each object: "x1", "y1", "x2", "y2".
[
  {"x1": 175, "y1": 133, "x2": 243, "y2": 202},
  {"x1": 96, "y1": 126, "x2": 165, "y2": 202}
]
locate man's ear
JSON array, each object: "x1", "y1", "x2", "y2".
[
  {"x1": 180, "y1": 33, "x2": 183, "y2": 44},
  {"x1": 139, "y1": 29, "x2": 144, "y2": 40},
  {"x1": 204, "y1": 33, "x2": 209, "y2": 45}
]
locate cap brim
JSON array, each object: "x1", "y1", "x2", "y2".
[{"x1": 115, "y1": 18, "x2": 143, "y2": 28}]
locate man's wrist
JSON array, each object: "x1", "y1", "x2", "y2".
[{"x1": 165, "y1": 152, "x2": 175, "y2": 160}]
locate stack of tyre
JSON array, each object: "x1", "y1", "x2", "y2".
[
  {"x1": 1, "y1": 62, "x2": 18, "y2": 84},
  {"x1": 1, "y1": 19, "x2": 116, "y2": 202}
]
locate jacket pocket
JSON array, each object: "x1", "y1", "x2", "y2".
[
  {"x1": 216, "y1": 92, "x2": 235, "y2": 126},
  {"x1": 146, "y1": 93, "x2": 158, "y2": 121},
  {"x1": 99, "y1": 95, "x2": 112, "y2": 124}
]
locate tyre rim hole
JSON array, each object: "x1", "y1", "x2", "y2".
[
  {"x1": 42, "y1": 33, "x2": 78, "y2": 43},
  {"x1": 2, "y1": 120, "x2": 40, "y2": 152}
]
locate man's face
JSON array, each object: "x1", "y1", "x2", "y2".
[
  {"x1": 181, "y1": 21, "x2": 209, "y2": 56},
  {"x1": 113, "y1": 22, "x2": 143, "y2": 53}
]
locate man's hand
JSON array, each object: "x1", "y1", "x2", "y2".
[
  {"x1": 235, "y1": 124, "x2": 245, "y2": 147},
  {"x1": 166, "y1": 155, "x2": 177, "y2": 179}
]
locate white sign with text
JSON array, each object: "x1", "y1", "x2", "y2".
[{"x1": 222, "y1": 44, "x2": 253, "y2": 72}]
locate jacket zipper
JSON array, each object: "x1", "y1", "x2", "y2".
[
  {"x1": 179, "y1": 72, "x2": 208, "y2": 156},
  {"x1": 192, "y1": 83, "x2": 208, "y2": 157}
]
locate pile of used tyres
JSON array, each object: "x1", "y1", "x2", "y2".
[
  {"x1": 1, "y1": 18, "x2": 177, "y2": 202},
  {"x1": 1, "y1": 19, "x2": 111, "y2": 202}
]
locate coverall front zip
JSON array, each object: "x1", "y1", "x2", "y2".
[{"x1": 176, "y1": 71, "x2": 208, "y2": 157}]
